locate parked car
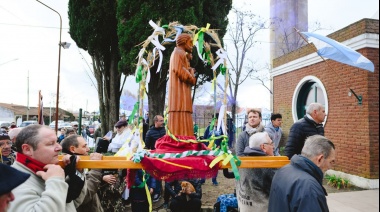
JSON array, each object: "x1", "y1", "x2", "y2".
[
  {"x1": 70, "y1": 121, "x2": 79, "y2": 126},
  {"x1": 59, "y1": 122, "x2": 73, "y2": 130},
  {"x1": 0, "y1": 121, "x2": 11, "y2": 128},
  {"x1": 49, "y1": 120, "x2": 64, "y2": 129},
  {"x1": 19, "y1": 121, "x2": 38, "y2": 128}
]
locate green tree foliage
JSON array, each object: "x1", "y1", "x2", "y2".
[
  {"x1": 117, "y1": 0, "x2": 232, "y2": 125},
  {"x1": 68, "y1": 0, "x2": 121, "y2": 133}
]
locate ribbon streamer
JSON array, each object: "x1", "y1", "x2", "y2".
[
  {"x1": 128, "y1": 102, "x2": 139, "y2": 125},
  {"x1": 148, "y1": 20, "x2": 166, "y2": 73},
  {"x1": 135, "y1": 48, "x2": 146, "y2": 82},
  {"x1": 163, "y1": 25, "x2": 184, "y2": 43},
  {"x1": 194, "y1": 41, "x2": 207, "y2": 64},
  {"x1": 211, "y1": 49, "x2": 228, "y2": 71},
  {"x1": 217, "y1": 104, "x2": 227, "y2": 135},
  {"x1": 152, "y1": 47, "x2": 164, "y2": 73},
  {"x1": 193, "y1": 23, "x2": 210, "y2": 45}
]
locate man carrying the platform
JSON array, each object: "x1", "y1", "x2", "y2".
[{"x1": 61, "y1": 135, "x2": 104, "y2": 212}]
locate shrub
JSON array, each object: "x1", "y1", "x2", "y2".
[{"x1": 325, "y1": 174, "x2": 350, "y2": 189}]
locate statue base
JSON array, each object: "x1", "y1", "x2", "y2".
[{"x1": 140, "y1": 135, "x2": 219, "y2": 182}]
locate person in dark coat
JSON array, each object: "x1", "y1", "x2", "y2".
[
  {"x1": 236, "y1": 132, "x2": 277, "y2": 211},
  {"x1": 165, "y1": 179, "x2": 202, "y2": 212},
  {"x1": 285, "y1": 103, "x2": 326, "y2": 159},
  {"x1": 144, "y1": 115, "x2": 166, "y2": 202},
  {"x1": 130, "y1": 169, "x2": 156, "y2": 212},
  {"x1": 268, "y1": 135, "x2": 336, "y2": 212},
  {"x1": 145, "y1": 115, "x2": 166, "y2": 150}
]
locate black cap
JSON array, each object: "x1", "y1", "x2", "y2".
[
  {"x1": 0, "y1": 133, "x2": 10, "y2": 141},
  {"x1": 114, "y1": 120, "x2": 127, "y2": 128},
  {"x1": 0, "y1": 164, "x2": 30, "y2": 195}
]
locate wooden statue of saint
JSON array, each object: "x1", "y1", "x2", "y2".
[{"x1": 167, "y1": 33, "x2": 196, "y2": 136}]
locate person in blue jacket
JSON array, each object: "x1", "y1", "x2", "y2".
[
  {"x1": 268, "y1": 135, "x2": 336, "y2": 212},
  {"x1": 130, "y1": 169, "x2": 156, "y2": 212}
]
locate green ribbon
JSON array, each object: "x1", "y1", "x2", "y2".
[
  {"x1": 220, "y1": 64, "x2": 226, "y2": 75},
  {"x1": 162, "y1": 24, "x2": 169, "y2": 29},
  {"x1": 230, "y1": 157, "x2": 240, "y2": 180},
  {"x1": 204, "y1": 50, "x2": 211, "y2": 65},
  {"x1": 210, "y1": 118, "x2": 216, "y2": 132},
  {"x1": 135, "y1": 65, "x2": 143, "y2": 83},
  {"x1": 132, "y1": 170, "x2": 150, "y2": 188},
  {"x1": 198, "y1": 32, "x2": 204, "y2": 57},
  {"x1": 128, "y1": 102, "x2": 139, "y2": 125}
]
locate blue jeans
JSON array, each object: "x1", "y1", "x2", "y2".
[
  {"x1": 155, "y1": 180, "x2": 162, "y2": 196},
  {"x1": 200, "y1": 172, "x2": 218, "y2": 184}
]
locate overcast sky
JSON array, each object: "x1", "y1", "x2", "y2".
[{"x1": 0, "y1": 0, "x2": 378, "y2": 114}]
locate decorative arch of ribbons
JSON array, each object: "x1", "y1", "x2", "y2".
[{"x1": 116, "y1": 21, "x2": 241, "y2": 200}]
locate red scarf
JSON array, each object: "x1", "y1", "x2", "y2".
[{"x1": 16, "y1": 153, "x2": 46, "y2": 173}]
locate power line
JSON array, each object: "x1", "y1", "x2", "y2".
[{"x1": 77, "y1": 48, "x2": 98, "y2": 92}]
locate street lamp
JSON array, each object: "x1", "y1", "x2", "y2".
[{"x1": 36, "y1": 0, "x2": 70, "y2": 132}]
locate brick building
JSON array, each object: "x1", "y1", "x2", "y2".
[{"x1": 271, "y1": 19, "x2": 379, "y2": 188}]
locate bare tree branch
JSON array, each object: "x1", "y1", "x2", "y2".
[{"x1": 224, "y1": 7, "x2": 270, "y2": 122}]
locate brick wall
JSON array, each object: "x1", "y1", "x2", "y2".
[{"x1": 272, "y1": 19, "x2": 379, "y2": 178}]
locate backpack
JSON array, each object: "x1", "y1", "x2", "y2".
[{"x1": 213, "y1": 201, "x2": 238, "y2": 212}]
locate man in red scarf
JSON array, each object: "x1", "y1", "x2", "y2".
[{"x1": 9, "y1": 125, "x2": 87, "y2": 212}]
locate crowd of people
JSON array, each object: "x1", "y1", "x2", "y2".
[{"x1": 0, "y1": 102, "x2": 335, "y2": 212}]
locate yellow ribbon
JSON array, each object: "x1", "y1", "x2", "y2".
[
  {"x1": 193, "y1": 23, "x2": 210, "y2": 45},
  {"x1": 155, "y1": 158, "x2": 193, "y2": 169},
  {"x1": 211, "y1": 77, "x2": 216, "y2": 92},
  {"x1": 209, "y1": 154, "x2": 225, "y2": 168},
  {"x1": 139, "y1": 122, "x2": 146, "y2": 149},
  {"x1": 222, "y1": 154, "x2": 233, "y2": 166},
  {"x1": 142, "y1": 170, "x2": 152, "y2": 212},
  {"x1": 207, "y1": 139, "x2": 215, "y2": 149}
]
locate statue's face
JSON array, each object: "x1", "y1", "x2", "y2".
[{"x1": 184, "y1": 38, "x2": 193, "y2": 53}]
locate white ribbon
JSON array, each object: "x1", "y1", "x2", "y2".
[
  {"x1": 163, "y1": 25, "x2": 184, "y2": 42},
  {"x1": 194, "y1": 41, "x2": 207, "y2": 64},
  {"x1": 141, "y1": 58, "x2": 150, "y2": 81},
  {"x1": 148, "y1": 20, "x2": 166, "y2": 73},
  {"x1": 135, "y1": 48, "x2": 146, "y2": 78},
  {"x1": 211, "y1": 49, "x2": 228, "y2": 71},
  {"x1": 152, "y1": 46, "x2": 164, "y2": 73},
  {"x1": 148, "y1": 20, "x2": 166, "y2": 50},
  {"x1": 217, "y1": 104, "x2": 227, "y2": 135}
]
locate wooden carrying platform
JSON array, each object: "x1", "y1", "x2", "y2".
[{"x1": 58, "y1": 155, "x2": 290, "y2": 169}]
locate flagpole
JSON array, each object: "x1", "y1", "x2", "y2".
[
  {"x1": 38, "y1": 90, "x2": 41, "y2": 124},
  {"x1": 295, "y1": 28, "x2": 338, "y2": 70},
  {"x1": 294, "y1": 28, "x2": 363, "y2": 105}
]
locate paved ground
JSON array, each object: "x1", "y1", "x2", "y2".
[
  {"x1": 327, "y1": 189, "x2": 379, "y2": 212},
  {"x1": 124, "y1": 172, "x2": 379, "y2": 212}
]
